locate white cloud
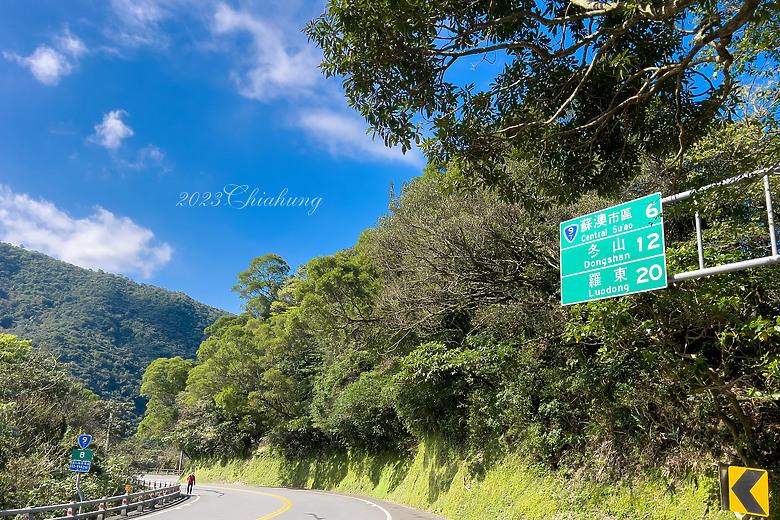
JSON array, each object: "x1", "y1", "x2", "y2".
[
  {"x1": 0, "y1": 185, "x2": 172, "y2": 278},
  {"x1": 4, "y1": 29, "x2": 87, "y2": 85},
  {"x1": 89, "y1": 110, "x2": 134, "y2": 149},
  {"x1": 296, "y1": 109, "x2": 425, "y2": 167},
  {"x1": 107, "y1": 0, "x2": 173, "y2": 48},
  {"x1": 112, "y1": 0, "x2": 169, "y2": 26},
  {"x1": 212, "y1": 3, "x2": 321, "y2": 101},
  {"x1": 54, "y1": 30, "x2": 88, "y2": 58},
  {"x1": 5, "y1": 46, "x2": 72, "y2": 86},
  {"x1": 88, "y1": 112, "x2": 168, "y2": 172},
  {"x1": 120, "y1": 144, "x2": 170, "y2": 172}
]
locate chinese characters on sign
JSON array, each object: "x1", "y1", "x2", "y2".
[{"x1": 560, "y1": 193, "x2": 667, "y2": 305}]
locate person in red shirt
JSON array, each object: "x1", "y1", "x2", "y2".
[{"x1": 186, "y1": 472, "x2": 195, "y2": 494}]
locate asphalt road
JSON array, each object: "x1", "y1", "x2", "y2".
[{"x1": 138, "y1": 475, "x2": 450, "y2": 520}]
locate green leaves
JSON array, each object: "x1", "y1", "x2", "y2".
[
  {"x1": 232, "y1": 254, "x2": 290, "y2": 319},
  {"x1": 306, "y1": 0, "x2": 766, "y2": 202},
  {"x1": 0, "y1": 334, "x2": 129, "y2": 509}
]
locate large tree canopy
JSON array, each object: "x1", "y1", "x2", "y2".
[{"x1": 307, "y1": 0, "x2": 775, "y2": 201}]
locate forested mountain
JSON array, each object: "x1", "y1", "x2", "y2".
[{"x1": 0, "y1": 242, "x2": 227, "y2": 409}]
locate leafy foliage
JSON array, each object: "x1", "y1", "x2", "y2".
[
  {"x1": 306, "y1": 0, "x2": 776, "y2": 202},
  {"x1": 232, "y1": 254, "x2": 290, "y2": 318},
  {"x1": 0, "y1": 334, "x2": 134, "y2": 509}
]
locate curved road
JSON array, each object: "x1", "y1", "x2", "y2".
[{"x1": 140, "y1": 475, "x2": 449, "y2": 520}]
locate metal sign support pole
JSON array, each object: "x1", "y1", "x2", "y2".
[
  {"x1": 694, "y1": 204, "x2": 705, "y2": 269},
  {"x1": 662, "y1": 167, "x2": 780, "y2": 283},
  {"x1": 75, "y1": 472, "x2": 84, "y2": 513},
  {"x1": 764, "y1": 174, "x2": 778, "y2": 256}
]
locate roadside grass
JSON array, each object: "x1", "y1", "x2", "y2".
[{"x1": 189, "y1": 438, "x2": 750, "y2": 519}]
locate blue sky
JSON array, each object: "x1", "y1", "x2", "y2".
[{"x1": 0, "y1": 0, "x2": 425, "y2": 314}]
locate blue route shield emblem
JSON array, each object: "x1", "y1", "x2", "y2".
[
  {"x1": 78, "y1": 435, "x2": 92, "y2": 449},
  {"x1": 563, "y1": 224, "x2": 579, "y2": 243}
]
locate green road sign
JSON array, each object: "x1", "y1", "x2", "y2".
[
  {"x1": 72, "y1": 449, "x2": 93, "y2": 462},
  {"x1": 561, "y1": 193, "x2": 667, "y2": 305}
]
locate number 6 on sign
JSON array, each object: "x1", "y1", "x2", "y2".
[
  {"x1": 559, "y1": 192, "x2": 667, "y2": 305},
  {"x1": 646, "y1": 200, "x2": 660, "y2": 218}
]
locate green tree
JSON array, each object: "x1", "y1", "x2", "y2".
[
  {"x1": 307, "y1": 0, "x2": 775, "y2": 201},
  {"x1": 0, "y1": 334, "x2": 131, "y2": 508},
  {"x1": 233, "y1": 254, "x2": 290, "y2": 318},
  {"x1": 137, "y1": 356, "x2": 196, "y2": 442},
  {"x1": 365, "y1": 171, "x2": 565, "y2": 342}
]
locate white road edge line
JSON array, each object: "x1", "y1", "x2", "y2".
[
  {"x1": 136, "y1": 493, "x2": 201, "y2": 517},
  {"x1": 308, "y1": 490, "x2": 392, "y2": 520}
]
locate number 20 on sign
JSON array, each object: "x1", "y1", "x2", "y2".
[{"x1": 560, "y1": 193, "x2": 667, "y2": 305}]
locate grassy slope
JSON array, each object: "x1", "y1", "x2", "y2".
[{"x1": 189, "y1": 438, "x2": 747, "y2": 520}]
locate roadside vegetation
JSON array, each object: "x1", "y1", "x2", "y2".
[
  {"x1": 190, "y1": 437, "x2": 746, "y2": 520},
  {"x1": 138, "y1": 120, "x2": 780, "y2": 517},
  {"x1": 0, "y1": 334, "x2": 144, "y2": 510},
  {"x1": 6, "y1": 1, "x2": 780, "y2": 516}
]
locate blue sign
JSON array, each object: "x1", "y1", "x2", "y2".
[
  {"x1": 563, "y1": 224, "x2": 579, "y2": 243},
  {"x1": 70, "y1": 460, "x2": 91, "y2": 472},
  {"x1": 78, "y1": 435, "x2": 92, "y2": 450}
]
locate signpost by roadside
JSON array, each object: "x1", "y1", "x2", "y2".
[
  {"x1": 71, "y1": 434, "x2": 93, "y2": 506},
  {"x1": 560, "y1": 192, "x2": 667, "y2": 305}
]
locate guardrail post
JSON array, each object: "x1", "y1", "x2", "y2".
[
  {"x1": 24, "y1": 509, "x2": 34, "y2": 520},
  {"x1": 121, "y1": 490, "x2": 129, "y2": 516},
  {"x1": 67, "y1": 503, "x2": 75, "y2": 517},
  {"x1": 97, "y1": 497, "x2": 106, "y2": 520},
  {"x1": 149, "y1": 489, "x2": 156, "y2": 510},
  {"x1": 137, "y1": 495, "x2": 144, "y2": 513}
]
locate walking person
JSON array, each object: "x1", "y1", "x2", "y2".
[{"x1": 186, "y1": 472, "x2": 195, "y2": 494}]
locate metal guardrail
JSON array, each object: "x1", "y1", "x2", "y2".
[
  {"x1": 0, "y1": 481, "x2": 182, "y2": 520},
  {"x1": 141, "y1": 468, "x2": 182, "y2": 475}
]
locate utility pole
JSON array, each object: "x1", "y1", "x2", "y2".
[{"x1": 105, "y1": 412, "x2": 112, "y2": 454}]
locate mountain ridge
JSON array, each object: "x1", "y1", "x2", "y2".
[{"x1": 0, "y1": 242, "x2": 228, "y2": 409}]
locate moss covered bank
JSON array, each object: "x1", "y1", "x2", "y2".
[{"x1": 187, "y1": 438, "x2": 755, "y2": 520}]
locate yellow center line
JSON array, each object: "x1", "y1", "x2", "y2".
[{"x1": 207, "y1": 485, "x2": 292, "y2": 520}]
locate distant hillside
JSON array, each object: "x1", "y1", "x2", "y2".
[{"x1": 0, "y1": 242, "x2": 228, "y2": 409}]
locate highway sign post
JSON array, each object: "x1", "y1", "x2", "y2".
[
  {"x1": 71, "y1": 434, "x2": 92, "y2": 505},
  {"x1": 560, "y1": 192, "x2": 667, "y2": 305}
]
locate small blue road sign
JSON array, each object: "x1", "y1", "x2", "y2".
[
  {"x1": 78, "y1": 435, "x2": 92, "y2": 450},
  {"x1": 70, "y1": 460, "x2": 91, "y2": 472},
  {"x1": 563, "y1": 224, "x2": 579, "y2": 243}
]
